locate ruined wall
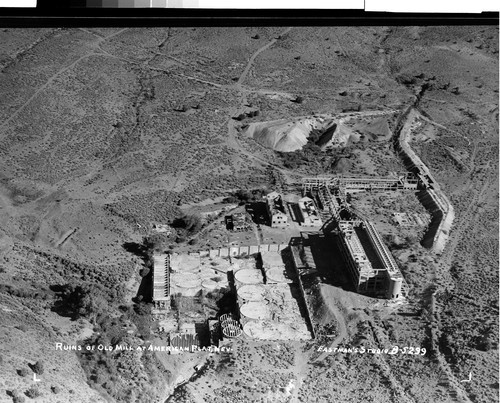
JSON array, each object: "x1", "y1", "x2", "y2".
[
  {"x1": 196, "y1": 243, "x2": 289, "y2": 259},
  {"x1": 290, "y1": 246, "x2": 316, "y2": 339}
]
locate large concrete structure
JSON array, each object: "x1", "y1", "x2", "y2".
[
  {"x1": 233, "y1": 251, "x2": 312, "y2": 340},
  {"x1": 336, "y1": 220, "x2": 407, "y2": 298},
  {"x1": 300, "y1": 175, "x2": 410, "y2": 299},
  {"x1": 302, "y1": 153, "x2": 453, "y2": 257},
  {"x1": 152, "y1": 253, "x2": 170, "y2": 311},
  {"x1": 265, "y1": 191, "x2": 288, "y2": 228},
  {"x1": 297, "y1": 197, "x2": 323, "y2": 227}
]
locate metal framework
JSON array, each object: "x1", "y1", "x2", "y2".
[
  {"x1": 219, "y1": 314, "x2": 242, "y2": 338},
  {"x1": 302, "y1": 172, "x2": 419, "y2": 193},
  {"x1": 169, "y1": 332, "x2": 199, "y2": 351}
]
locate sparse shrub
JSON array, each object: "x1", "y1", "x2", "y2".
[
  {"x1": 172, "y1": 213, "x2": 202, "y2": 235},
  {"x1": 135, "y1": 301, "x2": 151, "y2": 317},
  {"x1": 55, "y1": 284, "x2": 109, "y2": 324},
  {"x1": 15, "y1": 324, "x2": 29, "y2": 332},
  {"x1": 11, "y1": 390, "x2": 26, "y2": 403},
  {"x1": 143, "y1": 233, "x2": 170, "y2": 252},
  {"x1": 140, "y1": 267, "x2": 150, "y2": 278},
  {"x1": 51, "y1": 385, "x2": 61, "y2": 394},
  {"x1": 25, "y1": 385, "x2": 42, "y2": 399},
  {"x1": 481, "y1": 338, "x2": 493, "y2": 351},
  {"x1": 18, "y1": 368, "x2": 30, "y2": 377},
  {"x1": 223, "y1": 195, "x2": 238, "y2": 204},
  {"x1": 233, "y1": 113, "x2": 246, "y2": 121},
  {"x1": 234, "y1": 189, "x2": 252, "y2": 203},
  {"x1": 33, "y1": 360, "x2": 45, "y2": 375},
  {"x1": 396, "y1": 74, "x2": 417, "y2": 86}
]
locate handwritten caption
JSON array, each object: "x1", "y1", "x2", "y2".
[
  {"x1": 55, "y1": 342, "x2": 232, "y2": 353},
  {"x1": 317, "y1": 345, "x2": 426, "y2": 355}
]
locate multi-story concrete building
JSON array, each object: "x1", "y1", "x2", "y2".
[
  {"x1": 265, "y1": 191, "x2": 288, "y2": 228},
  {"x1": 336, "y1": 220, "x2": 405, "y2": 299}
]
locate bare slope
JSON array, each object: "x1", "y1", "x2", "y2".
[
  {"x1": 243, "y1": 118, "x2": 333, "y2": 152},
  {"x1": 0, "y1": 294, "x2": 105, "y2": 403}
]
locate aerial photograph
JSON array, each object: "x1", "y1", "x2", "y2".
[{"x1": 0, "y1": 25, "x2": 498, "y2": 403}]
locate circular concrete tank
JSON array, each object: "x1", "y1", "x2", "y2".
[
  {"x1": 268, "y1": 283, "x2": 295, "y2": 300},
  {"x1": 174, "y1": 273, "x2": 202, "y2": 289},
  {"x1": 240, "y1": 301, "x2": 270, "y2": 320},
  {"x1": 237, "y1": 284, "x2": 266, "y2": 301},
  {"x1": 260, "y1": 251, "x2": 284, "y2": 267},
  {"x1": 265, "y1": 267, "x2": 292, "y2": 284},
  {"x1": 234, "y1": 269, "x2": 263, "y2": 285},
  {"x1": 202, "y1": 279, "x2": 221, "y2": 291}
]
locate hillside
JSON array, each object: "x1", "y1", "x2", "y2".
[{"x1": 0, "y1": 26, "x2": 498, "y2": 403}]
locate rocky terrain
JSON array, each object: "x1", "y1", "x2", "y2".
[{"x1": 0, "y1": 26, "x2": 498, "y2": 403}]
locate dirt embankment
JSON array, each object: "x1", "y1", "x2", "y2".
[
  {"x1": 416, "y1": 189, "x2": 455, "y2": 253},
  {"x1": 396, "y1": 109, "x2": 454, "y2": 254}
]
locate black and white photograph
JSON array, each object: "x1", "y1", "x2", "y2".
[{"x1": 0, "y1": 12, "x2": 498, "y2": 403}]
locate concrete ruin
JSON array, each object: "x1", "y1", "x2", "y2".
[
  {"x1": 336, "y1": 220, "x2": 407, "y2": 298},
  {"x1": 169, "y1": 322, "x2": 200, "y2": 353},
  {"x1": 169, "y1": 253, "x2": 231, "y2": 297},
  {"x1": 300, "y1": 126, "x2": 457, "y2": 298},
  {"x1": 225, "y1": 212, "x2": 252, "y2": 232},
  {"x1": 297, "y1": 196, "x2": 323, "y2": 227},
  {"x1": 302, "y1": 172, "x2": 419, "y2": 193},
  {"x1": 265, "y1": 191, "x2": 288, "y2": 228},
  {"x1": 233, "y1": 251, "x2": 312, "y2": 341},
  {"x1": 152, "y1": 253, "x2": 171, "y2": 312},
  {"x1": 302, "y1": 173, "x2": 414, "y2": 299},
  {"x1": 151, "y1": 245, "x2": 312, "y2": 342}
]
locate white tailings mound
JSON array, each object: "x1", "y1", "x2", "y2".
[
  {"x1": 243, "y1": 118, "x2": 332, "y2": 152},
  {"x1": 320, "y1": 123, "x2": 359, "y2": 149}
]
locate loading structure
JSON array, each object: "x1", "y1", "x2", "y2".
[
  {"x1": 302, "y1": 172, "x2": 419, "y2": 193},
  {"x1": 302, "y1": 175, "x2": 410, "y2": 299}
]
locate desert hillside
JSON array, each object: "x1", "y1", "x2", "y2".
[{"x1": 0, "y1": 26, "x2": 498, "y2": 403}]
